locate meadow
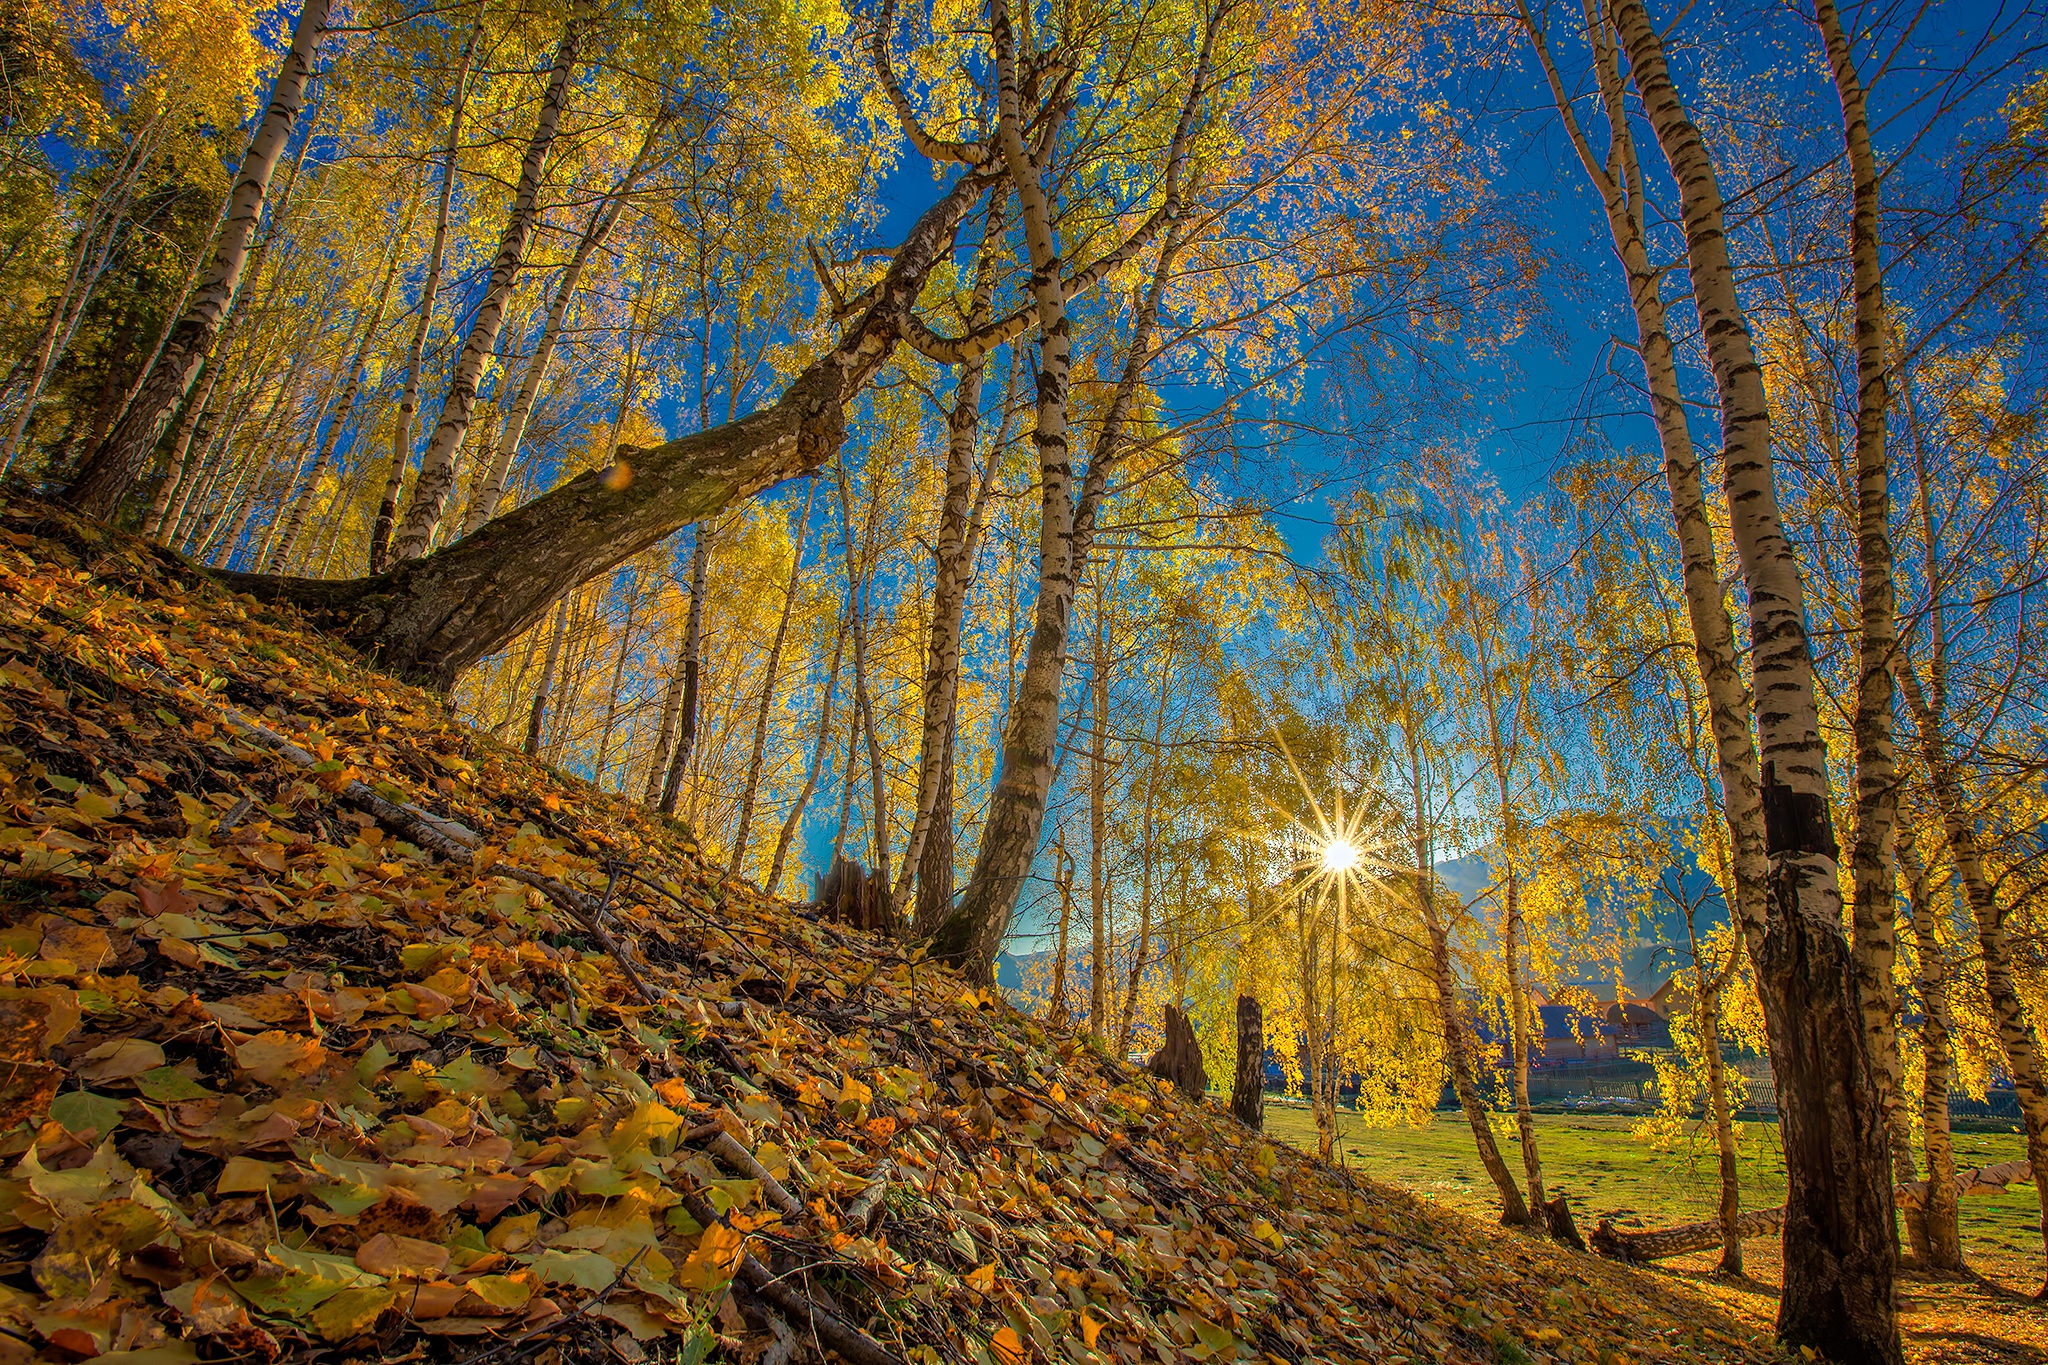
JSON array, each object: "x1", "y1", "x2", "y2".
[{"x1": 1264, "y1": 1105, "x2": 2047, "y2": 1364}]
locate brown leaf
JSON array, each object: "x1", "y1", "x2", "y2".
[
  {"x1": 234, "y1": 1031, "x2": 329, "y2": 1089},
  {"x1": 355, "y1": 1232, "x2": 449, "y2": 1280}
]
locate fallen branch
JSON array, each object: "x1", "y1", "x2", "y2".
[
  {"x1": 1592, "y1": 1207, "x2": 1785, "y2": 1263},
  {"x1": 675, "y1": 1189, "x2": 900, "y2": 1365},
  {"x1": 491, "y1": 864, "x2": 666, "y2": 1007},
  {"x1": 1896, "y1": 1159, "x2": 2034, "y2": 1210},
  {"x1": 846, "y1": 1160, "x2": 893, "y2": 1233},
  {"x1": 702, "y1": 1130, "x2": 806, "y2": 1222},
  {"x1": 1593, "y1": 1160, "x2": 2039, "y2": 1262}
]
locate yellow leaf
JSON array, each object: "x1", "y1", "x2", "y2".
[
  {"x1": 236, "y1": 1031, "x2": 329, "y2": 1088},
  {"x1": 310, "y1": 1285, "x2": 394, "y2": 1342},
  {"x1": 990, "y1": 1326, "x2": 1027, "y2": 1365},
  {"x1": 216, "y1": 1156, "x2": 281, "y2": 1193},
  {"x1": 964, "y1": 1263, "x2": 996, "y2": 1293},
  {"x1": 1080, "y1": 1312, "x2": 1104, "y2": 1349},
  {"x1": 677, "y1": 1222, "x2": 745, "y2": 1291}
]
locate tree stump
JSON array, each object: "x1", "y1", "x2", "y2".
[
  {"x1": 1540, "y1": 1192, "x2": 1585, "y2": 1250},
  {"x1": 813, "y1": 856, "x2": 892, "y2": 934},
  {"x1": 1232, "y1": 994, "x2": 1265, "y2": 1131},
  {"x1": 1147, "y1": 1004, "x2": 1208, "y2": 1099}
]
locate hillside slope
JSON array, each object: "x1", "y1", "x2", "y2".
[{"x1": 0, "y1": 495, "x2": 1782, "y2": 1365}]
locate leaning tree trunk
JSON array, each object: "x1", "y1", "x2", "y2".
[
  {"x1": 391, "y1": 16, "x2": 581, "y2": 563},
  {"x1": 215, "y1": 170, "x2": 992, "y2": 689},
  {"x1": 143, "y1": 138, "x2": 308, "y2": 540},
  {"x1": 66, "y1": 0, "x2": 331, "y2": 520},
  {"x1": 1613, "y1": 4, "x2": 1900, "y2": 1356},
  {"x1": 1501, "y1": 861, "x2": 1547, "y2": 1217},
  {"x1": 1425, "y1": 904, "x2": 1531, "y2": 1227},
  {"x1": 1696, "y1": 971, "x2": 1746, "y2": 1274}
]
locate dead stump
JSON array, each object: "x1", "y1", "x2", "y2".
[
  {"x1": 813, "y1": 856, "x2": 893, "y2": 934},
  {"x1": 1540, "y1": 1192, "x2": 1585, "y2": 1250},
  {"x1": 1147, "y1": 1004, "x2": 1208, "y2": 1099}
]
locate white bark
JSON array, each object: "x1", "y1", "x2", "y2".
[
  {"x1": 394, "y1": 16, "x2": 582, "y2": 563},
  {"x1": 67, "y1": 0, "x2": 330, "y2": 517},
  {"x1": 464, "y1": 116, "x2": 666, "y2": 534}
]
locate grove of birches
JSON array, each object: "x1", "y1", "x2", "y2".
[{"x1": 2, "y1": 0, "x2": 2046, "y2": 1361}]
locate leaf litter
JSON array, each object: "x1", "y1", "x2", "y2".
[{"x1": 0, "y1": 495, "x2": 1785, "y2": 1365}]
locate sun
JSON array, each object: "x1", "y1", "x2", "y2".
[{"x1": 1321, "y1": 838, "x2": 1359, "y2": 874}]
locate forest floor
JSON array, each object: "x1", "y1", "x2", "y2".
[
  {"x1": 1264, "y1": 1106, "x2": 2047, "y2": 1364},
  {"x1": 0, "y1": 492, "x2": 1830, "y2": 1365}
]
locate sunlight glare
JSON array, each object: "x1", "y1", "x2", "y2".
[{"x1": 1321, "y1": 839, "x2": 1359, "y2": 874}]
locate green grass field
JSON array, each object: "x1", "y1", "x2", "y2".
[
  {"x1": 1262, "y1": 1105, "x2": 2038, "y2": 1265},
  {"x1": 1259, "y1": 1103, "x2": 2048, "y2": 1364}
]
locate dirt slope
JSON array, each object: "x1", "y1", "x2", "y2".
[{"x1": 0, "y1": 495, "x2": 1786, "y2": 1365}]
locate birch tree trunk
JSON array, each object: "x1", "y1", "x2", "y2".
[
  {"x1": 392, "y1": 17, "x2": 582, "y2": 563},
  {"x1": 66, "y1": 0, "x2": 331, "y2": 519},
  {"x1": 641, "y1": 670, "x2": 683, "y2": 804},
  {"x1": 765, "y1": 611, "x2": 846, "y2": 898},
  {"x1": 1501, "y1": 863, "x2": 1546, "y2": 1214},
  {"x1": 143, "y1": 357, "x2": 220, "y2": 538},
  {"x1": 943, "y1": 0, "x2": 1215, "y2": 976},
  {"x1": 898, "y1": 197, "x2": 1003, "y2": 915},
  {"x1": 1418, "y1": 832, "x2": 1531, "y2": 1226},
  {"x1": 938, "y1": 0, "x2": 1077, "y2": 975},
  {"x1": 730, "y1": 480, "x2": 816, "y2": 873},
  {"x1": 465, "y1": 116, "x2": 666, "y2": 534},
  {"x1": 1611, "y1": 4, "x2": 1900, "y2": 1352},
  {"x1": 1817, "y1": 0, "x2": 1912, "y2": 1215},
  {"x1": 1048, "y1": 837, "x2": 1074, "y2": 1026},
  {"x1": 1898, "y1": 834, "x2": 1962, "y2": 1270},
  {"x1": 268, "y1": 215, "x2": 411, "y2": 572},
  {"x1": 1088, "y1": 599, "x2": 1113, "y2": 1043},
  {"x1": 590, "y1": 582, "x2": 640, "y2": 784},
  {"x1": 524, "y1": 598, "x2": 570, "y2": 758},
  {"x1": 1697, "y1": 979, "x2": 1745, "y2": 1274},
  {"x1": 658, "y1": 525, "x2": 712, "y2": 816},
  {"x1": 144, "y1": 137, "x2": 308, "y2": 540},
  {"x1": 1898, "y1": 663, "x2": 2048, "y2": 1290},
  {"x1": 370, "y1": 10, "x2": 481, "y2": 573}
]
